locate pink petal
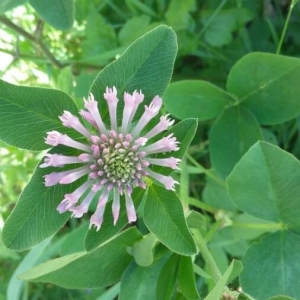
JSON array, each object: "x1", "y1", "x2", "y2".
[
  {"x1": 89, "y1": 189, "x2": 109, "y2": 231},
  {"x1": 132, "y1": 96, "x2": 162, "y2": 136},
  {"x1": 121, "y1": 92, "x2": 135, "y2": 134},
  {"x1": 112, "y1": 189, "x2": 120, "y2": 225},
  {"x1": 141, "y1": 134, "x2": 179, "y2": 154},
  {"x1": 84, "y1": 93, "x2": 107, "y2": 133},
  {"x1": 146, "y1": 169, "x2": 179, "y2": 191},
  {"x1": 144, "y1": 114, "x2": 175, "y2": 140},
  {"x1": 45, "y1": 131, "x2": 91, "y2": 152},
  {"x1": 70, "y1": 190, "x2": 95, "y2": 218},
  {"x1": 59, "y1": 111, "x2": 91, "y2": 138},
  {"x1": 59, "y1": 166, "x2": 90, "y2": 184},
  {"x1": 125, "y1": 190, "x2": 137, "y2": 223},
  {"x1": 44, "y1": 169, "x2": 75, "y2": 186},
  {"x1": 40, "y1": 153, "x2": 84, "y2": 168},
  {"x1": 145, "y1": 157, "x2": 181, "y2": 169},
  {"x1": 104, "y1": 86, "x2": 118, "y2": 130}
]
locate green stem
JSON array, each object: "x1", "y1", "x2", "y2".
[
  {"x1": 276, "y1": 0, "x2": 298, "y2": 54},
  {"x1": 232, "y1": 222, "x2": 285, "y2": 230},
  {"x1": 187, "y1": 197, "x2": 217, "y2": 213},
  {"x1": 193, "y1": 229, "x2": 222, "y2": 284},
  {"x1": 187, "y1": 153, "x2": 226, "y2": 187},
  {"x1": 198, "y1": 0, "x2": 228, "y2": 38},
  {"x1": 179, "y1": 156, "x2": 190, "y2": 212},
  {"x1": 283, "y1": 121, "x2": 297, "y2": 150}
]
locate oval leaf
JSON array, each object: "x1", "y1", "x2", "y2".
[
  {"x1": 29, "y1": 0, "x2": 74, "y2": 30},
  {"x1": 227, "y1": 141, "x2": 300, "y2": 228},
  {"x1": 0, "y1": 80, "x2": 78, "y2": 151},
  {"x1": 164, "y1": 80, "x2": 234, "y2": 121},
  {"x1": 19, "y1": 227, "x2": 142, "y2": 288},
  {"x1": 178, "y1": 256, "x2": 200, "y2": 299},
  {"x1": 156, "y1": 253, "x2": 179, "y2": 300},
  {"x1": 90, "y1": 25, "x2": 177, "y2": 123},
  {"x1": 119, "y1": 257, "x2": 166, "y2": 300},
  {"x1": 227, "y1": 141, "x2": 300, "y2": 298},
  {"x1": 209, "y1": 105, "x2": 262, "y2": 179},
  {"x1": 143, "y1": 185, "x2": 196, "y2": 256},
  {"x1": 240, "y1": 231, "x2": 300, "y2": 300},
  {"x1": 2, "y1": 153, "x2": 83, "y2": 251},
  {"x1": 227, "y1": 52, "x2": 300, "y2": 125}
]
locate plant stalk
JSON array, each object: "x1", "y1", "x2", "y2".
[
  {"x1": 276, "y1": 0, "x2": 298, "y2": 54},
  {"x1": 193, "y1": 229, "x2": 222, "y2": 284}
]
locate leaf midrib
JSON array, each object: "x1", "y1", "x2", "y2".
[
  {"x1": 0, "y1": 95, "x2": 72, "y2": 126},
  {"x1": 149, "y1": 187, "x2": 195, "y2": 253},
  {"x1": 236, "y1": 63, "x2": 300, "y2": 103},
  {"x1": 92, "y1": 26, "x2": 175, "y2": 120}
]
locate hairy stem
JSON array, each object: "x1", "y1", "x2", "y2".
[{"x1": 193, "y1": 229, "x2": 222, "y2": 284}]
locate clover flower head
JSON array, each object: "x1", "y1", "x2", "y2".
[{"x1": 41, "y1": 87, "x2": 180, "y2": 231}]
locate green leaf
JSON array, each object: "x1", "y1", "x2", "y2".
[
  {"x1": 119, "y1": 257, "x2": 166, "y2": 300},
  {"x1": 2, "y1": 154, "x2": 84, "y2": 251},
  {"x1": 90, "y1": 25, "x2": 177, "y2": 124},
  {"x1": 202, "y1": 176, "x2": 237, "y2": 211},
  {"x1": 118, "y1": 15, "x2": 152, "y2": 46},
  {"x1": 0, "y1": 0, "x2": 26, "y2": 12},
  {"x1": 209, "y1": 227, "x2": 249, "y2": 258},
  {"x1": 7, "y1": 238, "x2": 51, "y2": 300},
  {"x1": 0, "y1": 80, "x2": 79, "y2": 151},
  {"x1": 269, "y1": 296, "x2": 296, "y2": 300},
  {"x1": 53, "y1": 67, "x2": 74, "y2": 96},
  {"x1": 205, "y1": 260, "x2": 243, "y2": 300},
  {"x1": 84, "y1": 187, "x2": 145, "y2": 251},
  {"x1": 132, "y1": 232, "x2": 158, "y2": 267},
  {"x1": 227, "y1": 141, "x2": 300, "y2": 299},
  {"x1": 202, "y1": 8, "x2": 254, "y2": 47},
  {"x1": 227, "y1": 141, "x2": 300, "y2": 228},
  {"x1": 209, "y1": 105, "x2": 262, "y2": 179},
  {"x1": 125, "y1": 0, "x2": 158, "y2": 18},
  {"x1": 96, "y1": 283, "x2": 121, "y2": 300},
  {"x1": 227, "y1": 52, "x2": 300, "y2": 125},
  {"x1": 178, "y1": 256, "x2": 199, "y2": 300},
  {"x1": 0, "y1": 232, "x2": 19, "y2": 260},
  {"x1": 19, "y1": 227, "x2": 142, "y2": 288},
  {"x1": 186, "y1": 211, "x2": 206, "y2": 233},
  {"x1": 143, "y1": 185, "x2": 196, "y2": 256},
  {"x1": 163, "y1": 80, "x2": 234, "y2": 121},
  {"x1": 241, "y1": 231, "x2": 300, "y2": 300},
  {"x1": 74, "y1": 71, "x2": 98, "y2": 99},
  {"x1": 81, "y1": 8, "x2": 117, "y2": 59},
  {"x1": 29, "y1": 0, "x2": 74, "y2": 30},
  {"x1": 156, "y1": 253, "x2": 180, "y2": 300},
  {"x1": 59, "y1": 222, "x2": 88, "y2": 256},
  {"x1": 165, "y1": 0, "x2": 195, "y2": 31},
  {"x1": 79, "y1": 47, "x2": 127, "y2": 67}
]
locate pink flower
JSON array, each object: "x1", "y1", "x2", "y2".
[{"x1": 41, "y1": 87, "x2": 180, "y2": 231}]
